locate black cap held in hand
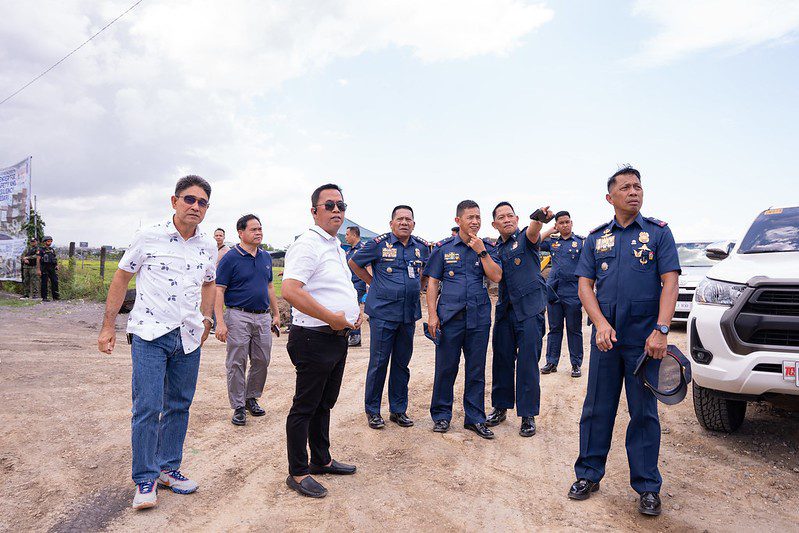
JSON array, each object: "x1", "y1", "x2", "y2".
[{"x1": 529, "y1": 209, "x2": 553, "y2": 223}]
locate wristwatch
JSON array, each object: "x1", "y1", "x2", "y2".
[
  {"x1": 655, "y1": 324, "x2": 670, "y2": 335},
  {"x1": 477, "y1": 250, "x2": 488, "y2": 258}
]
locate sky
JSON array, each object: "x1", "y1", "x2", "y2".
[{"x1": 1, "y1": 0, "x2": 798, "y2": 248}]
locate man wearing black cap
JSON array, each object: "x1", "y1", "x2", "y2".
[
  {"x1": 539, "y1": 211, "x2": 585, "y2": 377},
  {"x1": 37, "y1": 236, "x2": 59, "y2": 301},
  {"x1": 567, "y1": 166, "x2": 679, "y2": 516}
]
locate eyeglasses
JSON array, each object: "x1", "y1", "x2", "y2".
[
  {"x1": 314, "y1": 200, "x2": 347, "y2": 212},
  {"x1": 177, "y1": 195, "x2": 209, "y2": 208}
]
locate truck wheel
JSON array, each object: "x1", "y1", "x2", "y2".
[{"x1": 692, "y1": 383, "x2": 746, "y2": 433}]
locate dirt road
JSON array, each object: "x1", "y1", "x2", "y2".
[{"x1": 1, "y1": 297, "x2": 798, "y2": 532}]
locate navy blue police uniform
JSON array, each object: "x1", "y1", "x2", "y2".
[
  {"x1": 351, "y1": 232, "x2": 430, "y2": 416},
  {"x1": 540, "y1": 233, "x2": 585, "y2": 367},
  {"x1": 345, "y1": 240, "x2": 367, "y2": 340},
  {"x1": 427, "y1": 234, "x2": 499, "y2": 425},
  {"x1": 573, "y1": 213, "x2": 680, "y2": 495},
  {"x1": 491, "y1": 228, "x2": 546, "y2": 417}
]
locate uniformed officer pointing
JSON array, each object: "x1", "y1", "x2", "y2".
[
  {"x1": 349, "y1": 205, "x2": 430, "y2": 429},
  {"x1": 426, "y1": 200, "x2": 502, "y2": 439},
  {"x1": 568, "y1": 166, "x2": 680, "y2": 517}
]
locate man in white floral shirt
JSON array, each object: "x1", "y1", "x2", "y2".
[{"x1": 98, "y1": 175, "x2": 217, "y2": 510}]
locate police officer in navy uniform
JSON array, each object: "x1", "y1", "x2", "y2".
[
  {"x1": 485, "y1": 202, "x2": 551, "y2": 437},
  {"x1": 568, "y1": 166, "x2": 680, "y2": 517},
  {"x1": 426, "y1": 200, "x2": 502, "y2": 439},
  {"x1": 344, "y1": 225, "x2": 367, "y2": 347},
  {"x1": 348, "y1": 206, "x2": 430, "y2": 429},
  {"x1": 539, "y1": 211, "x2": 585, "y2": 377}
]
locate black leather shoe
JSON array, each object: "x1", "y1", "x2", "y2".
[
  {"x1": 541, "y1": 363, "x2": 557, "y2": 374},
  {"x1": 464, "y1": 423, "x2": 495, "y2": 440},
  {"x1": 519, "y1": 416, "x2": 536, "y2": 437},
  {"x1": 568, "y1": 479, "x2": 599, "y2": 500},
  {"x1": 389, "y1": 412, "x2": 414, "y2": 427},
  {"x1": 571, "y1": 365, "x2": 582, "y2": 378},
  {"x1": 432, "y1": 419, "x2": 450, "y2": 433},
  {"x1": 309, "y1": 459, "x2": 356, "y2": 475},
  {"x1": 485, "y1": 408, "x2": 507, "y2": 427},
  {"x1": 638, "y1": 492, "x2": 662, "y2": 516},
  {"x1": 231, "y1": 407, "x2": 246, "y2": 426},
  {"x1": 286, "y1": 475, "x2": 327, "y2": 498},
  {"x1": 246, "y1": 398, "x2": 266, "y2": 417},
  {"x1": 367, "y1": 413, "x2": 385, "y2": 429}
]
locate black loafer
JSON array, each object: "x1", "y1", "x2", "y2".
[
  {"x1": 541, "y1": 363, "x2": 557, "y2": 374},
  {"x1": 389, "y1": 412, "x2": 414, "y2": 427},
  {"x1": 568, "y1": 479, "x2": 599, "y2": 500},
  {"x1": 519, "y1": 416, "x2": 536, "y2": 437},
  {"x1": 432, "y1": 419, "x2": 450, "y2": 433},
  {"x1": 286, "y1": 475, "x2": 327, "y2": 498},
  {"x1": 231, "y1": 407, "x2": 246, "y2": 426},
  {"x1": 246, "y1": 398, "x2": 266, "y2": 417},
  {"x1": 367, "y1": 413, "x2": 385, "y2": 429},
  {"x1": 638, "y1": 492, "x2": 662, "y2": 516},
  {"x1": 571, "y1": 365, "x2": 582, "y2": 378},
  {"x1": 464, "y1": 423, "x2": 495, "y2": 440},
  {"x1": 485, "y1": 408, "x2": 507, "y2": 427},
  {"x1": 309, "y1": 459, "x2": 356, "y2": 475}
]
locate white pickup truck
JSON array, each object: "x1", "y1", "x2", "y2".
[{"x1": 688, "y1": 206, "x2": 799, "y2": 433}]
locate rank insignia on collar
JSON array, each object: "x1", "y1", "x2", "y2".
[
  {"x1": 639, "y1": 232, "x2": 650, "y2": 244},
  {"x1": 512, "y1": 240, "x2": 518, "y2": 250}
]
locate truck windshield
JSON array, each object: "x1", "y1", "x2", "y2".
[
  {"x1": 738, "y1": 207, "x2": 799, "y2": 254},
  {"x1": 677, "y1": 242, "x2": 714, "y2": 266}
]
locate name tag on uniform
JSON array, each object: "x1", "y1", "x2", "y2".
[{"x1": 408, "y1": 264, "x2": 415, "y2": 278}]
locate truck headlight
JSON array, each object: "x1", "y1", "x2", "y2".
[{"x1": 694, "y1": 278, "x2": 746, "y2": 306}]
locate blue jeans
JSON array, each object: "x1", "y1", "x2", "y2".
[{"x1": 131, "y1": 329, "x2": 201, "y2": 484}]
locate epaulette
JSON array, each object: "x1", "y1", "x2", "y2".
[
  {"x1": 589, "y1": 221, "x2": 610, "y2": 234},
  {"x1": 412, "y1": 235, "x2": 432, "y2": 247},
  {"x1": 373, "y1": 232, "x2": 390, "y2": 243},
  {"x1": 644, "y1": 216, "x2": 668, "y2": 228},
  {"x1": 482, "y1": 237, "x2": 497, "y2": 247},
  {"x1": 434, "y1": 235, "x2": 455, "y2": 247},
  {"x1": 573, "y1": 234, "x2": 584, "y2": 241}
]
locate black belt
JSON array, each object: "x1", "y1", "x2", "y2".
[
  {"x1": 228, "y1": 306, "x2": 270, "y2": 314},
  {"x1": 451, "y1": 310, "x2": 466, "y2": 321},
  {"x1": 297, "y1": 325, "x2": 350, "y2": 337}
]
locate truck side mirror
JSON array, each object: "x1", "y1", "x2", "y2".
[{"x1": 705, "y1": 240, "x2": 734, "y2": 261}]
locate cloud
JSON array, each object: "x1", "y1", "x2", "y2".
[
  {"x1": 630, "y1": 0, "x2": 799, "y2": 65},
  {"x1": 0, "y1": 0, "x2": 553, "y2": 246}
]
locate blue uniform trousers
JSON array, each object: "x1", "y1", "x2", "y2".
[
  {"x1": 430, "y1": 314, "x2": 489, "y2": 425},
  {"x1": 364, "y1": 318, "x2": 415, "y2": 415},
  {"x1": 490, "y1": 307, "x2": 542, "y2": 417},
  {"x1": 574, "y1": 342, "x2": 662, "y2": 494},
  {"x1": 545, "y1": 297, "x2": 584, "y2": 367}
]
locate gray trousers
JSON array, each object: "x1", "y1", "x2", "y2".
[{"x1": 224, "y1": 308, "x2": 273, "y2": 409}]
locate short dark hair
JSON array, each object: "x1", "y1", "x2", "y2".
[
  {"x1": 236, "y1": 214, "x2": 261, "y2": 231},
  {"x1": 391, "y1": 205, "x2": 414, "y2": 219},
  {"x1": 456, "y1": 199, "x2": 479, "y2": 217},
  {"x1": 492, "y1": 201, "x2": 515, "y2": 220},
  {"x1": 214, "y1": 228, "x2": 225, "y2": 234},
  {"x1": 451, "y1": 226, "x2": 459, "y2": 233},
  {"x1": 346, "y1": 225, "x2": 361, "y2": 237},
  {"x1": 607, "y1": 165, "x2": 641, "y2": 192},
  {"x1": 175, "y1": 175, "x2": 211, "y2": 198},
  {"x1": 311, "y1": 183, "x2": 343, "y2": 206},
  {"x1": 554, "y1": 210, "x2": 570, "y2": 221}
]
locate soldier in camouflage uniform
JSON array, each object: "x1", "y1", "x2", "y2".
[{"x1": 21, "y1": 238, "x2": 40, "y2": 299}]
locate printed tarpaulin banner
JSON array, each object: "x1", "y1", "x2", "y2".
[{"x1": 0, "y1": 158, "x2": 31, "y2": 281}]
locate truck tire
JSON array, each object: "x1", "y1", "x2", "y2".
[{"x1": 692, "y1": 383, "x2": 746, "y2": 433}]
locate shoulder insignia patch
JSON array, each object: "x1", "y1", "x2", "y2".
[
  {"x1": 413, "y1": 235, "x2": 432, "y2": 247},
  {"x1": 645, "y1": 217, "x2": 668, "y2": 227},
  {"x1": 590, "y1": 222, "x2": 610, "y2": 235},
  {"x1": 373, "y1": 232, "x2": 390, "y2": 243}
]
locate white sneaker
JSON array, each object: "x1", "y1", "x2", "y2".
[
  {"x1": 132, "y1": 480, "x2": 157, "y2": 510},
  {"x1": 158, "y1": 470, "x2": 199, "y2": 494}
]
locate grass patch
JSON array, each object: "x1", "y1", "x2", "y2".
[{"x1": 0, "y1": 297, "x2": 39, "y2": 307}]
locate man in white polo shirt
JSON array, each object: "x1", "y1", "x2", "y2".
[
  {"x1": 98, "y1": 175, "x2": 217, "y2": 510},
  {"x1": 282, "y1": 183, "x2": 362, "y2": 499}
]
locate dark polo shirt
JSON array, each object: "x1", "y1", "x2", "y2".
[{"x1": 216, "y1": 244, "x2": 273, "y2": 311}]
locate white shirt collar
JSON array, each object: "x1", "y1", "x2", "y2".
[
  {"x1": 309, "y1": 224, "x2": 338, "y2": 242},
  {"x1": 164, "y1": 216, "x2": 200, "y2": 240}
]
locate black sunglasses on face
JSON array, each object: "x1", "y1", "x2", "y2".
[
  {"x1": 315, "y1": 200, "x2": 347, "y2": 212},
  {"x1": 177, "y1": 195, "x2": 209, "y2": 208}
]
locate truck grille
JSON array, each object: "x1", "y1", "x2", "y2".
[
  {"x1": 731, "y1": 286, "x2": 799, "y2": 352},
  {"x1": 677, "y1": 293, "x2": 693, "y2": 302}
]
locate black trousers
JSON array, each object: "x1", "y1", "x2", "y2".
[
  {"x1": 40, "y1": 264, "x2": 59, "y2": 300},
  {"x1": 286, "y1": 326, "x2": 348, "y2": 476}
]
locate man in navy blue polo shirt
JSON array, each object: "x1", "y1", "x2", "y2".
[
  {"x1": 344, "y1": 225, "x2": 367, "y2": 347},
  {"x1": 215, "y1": 214, "x2": 280, "y2": 426}
]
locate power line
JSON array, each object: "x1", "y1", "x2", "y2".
[{"x1": 0, "y1": 0, "x2": 145, "y2": 107}]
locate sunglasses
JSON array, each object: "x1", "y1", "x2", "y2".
[
  {"x1": 314, "y1": 200, "x2": 347, "y2": 212},
  {"x1": 177, "y1": 195, "x2": 209, "y2": 208}
]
